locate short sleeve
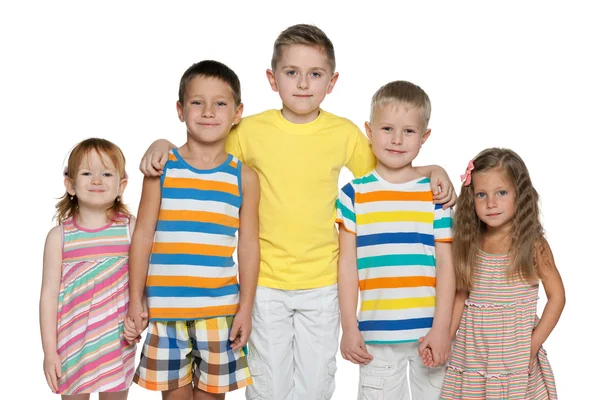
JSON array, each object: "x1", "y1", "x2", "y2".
[
  {"x1": 336, "y1": 182, "x2": 357, "y2": 234},
  {"x1": 225, "y1": 125, "x2": 244, "y2": 161},
  {"x1": 433, "y1": 204, "x2": 453, "y2": 242},
  {"x1": 345, "y1": 127, "x2": 376, "y2": 178}
]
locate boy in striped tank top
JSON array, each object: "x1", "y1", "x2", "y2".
[
  {"x1": 126, "y1": 61, "x2": 260, "y2": 399},
  {"x1": 336, "y1": 81, "x2": 455, "y2": 399}
]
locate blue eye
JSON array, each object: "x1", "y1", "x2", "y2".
[
  {"x1": 310, "y1": 72, "x2": 321, "y2": 78},
  {"x1": 498, "y1": 190, "x2": 508, "y2": 196},
  {"x1": 286, "y1": 70, "x2": 297, "y2": 76},
  {"x1": 475, "y1": 192, "x2": 485, "y2": 198},
  {"x1": 103, "y1": 172, "x2": 113, "y2": 177},
  {"x1": 216, "y1": 101, "x2": 227, "y2": 107}
]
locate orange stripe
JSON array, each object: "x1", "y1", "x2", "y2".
[
  {"x1": 335, "y1": 218, "x2": 356, "y2": 235},
  {"x1": 229, "y1": 160, "x2": 237, "y2": 168},
  {"x1": 360, "y1": 276, "x2": 436, "y2": 291},
  {"x1": 435, "y1": 238, "x2": 453, "y2": 243},
  {"x1": 164, "y1": 177, "x2": 239, "y2": 195},
  {"x1": 356, "y1": 190, "x2": 433, "y2": 203},
  {"x1": 159, "y1": 209, "x2": 239, "y2": 228},
  {"x1": 168, "y1": 153, "x2": 178, "y2": 162},
  {"x1": 146, "y1": 275, "x2": 238, "y2": 288},
  {"x1": 150, "y1": 305, "x2": 239, "y2": 320},
  {"x1": 152, "y1": 242, "x2": 235, "y2": 257}
]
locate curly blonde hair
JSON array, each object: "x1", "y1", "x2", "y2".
[
  {"x1": 454, "y1": 148, "x2": 543, "y2": 290},
  {"x1": 55, "y1": 138, "x2": 131, "y2": 224}
]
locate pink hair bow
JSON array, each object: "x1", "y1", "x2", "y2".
[{"x1": 460, "y1": 160, "x2": 474, "y2": 186}]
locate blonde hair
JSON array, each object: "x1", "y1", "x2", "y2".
[
  {"x1": 370, "y1": 80, "x2": 432, "y2": 127},
  {"x1": 271, "y1": 24, "x2": 336, "y2": 72},
  {"x1": 55, "y1": 138, "x2": 130, "y2": 224},
  {"x1": 453, "y1": 148, "x2": 543, "y2": 290}
]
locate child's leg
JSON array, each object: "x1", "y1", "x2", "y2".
[
  {"x1": 245, "y1": 286, "x2": 294, "y2": 400},
  {"x1": 193, "y1": 388, "x2": 225, "y2": 400},
  {"x1": 62, "y1": 394, "x2": 90, "y2": 400},
  {"x1": 291, "y1": 284, "x2": 339, "y2": 400},
  {"x1": 408, "y1": 342, "x2": 446, "y2": 399},
  {"x1": 163, "y1": 385, "x2": 193, "y2": 400},
  {"x1": 357, "y1": 344, "x2": 408, "y2": 400},
  {"x1": 99, "y1": 390, "x2": 129, "y2": 400}
]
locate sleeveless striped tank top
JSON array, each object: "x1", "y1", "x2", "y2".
[{"x1": 146, "y1": 149, "x2": 242, "y2": 321}]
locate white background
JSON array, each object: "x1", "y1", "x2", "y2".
[{"x1": 1, "y1": 1, "x2": 597, "y2": 398}]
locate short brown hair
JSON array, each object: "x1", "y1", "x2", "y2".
[
  {"x1": 178, "y1": 60, "x2": 241, "y2": 106},
  {"x1": 370, "y1": 80, "x2": 432, "y2": 127},
  {"x1": 271, "y1": 24, "x2": 336, "y2": 72}
]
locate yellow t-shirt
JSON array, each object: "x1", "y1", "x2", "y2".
[{"x1": 226, "y1": 109, "x2": 376, "y2": 289}]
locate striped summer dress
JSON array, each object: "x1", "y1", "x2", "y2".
[
  {"x1": 146, "y1": 149, "x2": 242, "y2": 321},
  {"x1": 56, "y1": 214, "x2": 135, "y2": 395},
  {"x1": 336, "y1": 172, "x2": 453, "y2": 344},
  {"x1": 441, "y1": 250, "x2": 557, "y2": 399}
]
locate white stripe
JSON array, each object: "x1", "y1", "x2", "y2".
[
  {"x1": 358, "y1": 243, "x2": 434, "y2": 258},
  {"x1": 357, "y1": 221, "x2": 435, "y2": 235},
  {"x1": 165, "y1": 169, "x2": 238, "y2": 185},
  {"x1": 149, "y1": 293, "x2": 239, "y2": 308},
  {"x1": 359, "y1": 179, "x2": 431, "y2": 193},
  {"x1": 358, "y1": 266, "x2": 436, "y2": 279},
  {"x1": 362, "y1": 327, "x2": 432, "y2": 342},
  {"x1": 360, "y1": 287, "x2": 436, "y2": 301},
  {"x1": 161, "y1": 198, "x2": 239, "y2": 217},
  {"x1": 153, "y1": 231, "x2": 238, "y2": 246},
  {"x1": 359, "y1": 307, "x2": 435, "y2": 322},
  {"x1": 357, "y1": 200, "x2": 433, "y2": 213},
  {"x1": 148, "y1": 264, "x2": 239, "y2": 278}
]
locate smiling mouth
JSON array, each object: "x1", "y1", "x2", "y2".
[
  {"x1": 293, "y1": 94, "x2": 312, "y2": 98},
  {"x1": 386, "y1": 149, "x2": 406, "y2": 154},
  {"x1": 486, "y1": 213, "x2": 501, "y2": 217}
]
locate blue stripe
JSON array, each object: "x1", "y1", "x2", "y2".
[
  {"x1": 417, "y1": 178, "x2": 431, "y2": 184},
  {"x1": 147, "y1": 284, "x2": 239, "y2": 298},
  {"x1": 434, "y1": 203, "x2": 443, "y2": 210},
  {"x1": 434, "y1": 217, "x2": 453, "y2": 229},
  {"x1": 337, "y1": 200, "x2": 356, "y2": 223},
  {"x1": 357, "y1": 232, "x2": 434, "y2": 247},
  {"x1": 359, "y1": 317, "x2": 433, "y2": 331},
  {"x1": 162, "y1": 187, "x2": 241, "y2": 207},
  {"x1": 150, "y1": 253, "x2": 235, "y2": 267},
  {"x1": 156, "y1": 220, "x2": 238, "y2": 236},
  {"x1": 341, "y1": 183, "x2": 355, "y2": 206}
]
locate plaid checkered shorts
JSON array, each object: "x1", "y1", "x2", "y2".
[{"x1": 133, "y1": 316, "x2": 252, "y2": 393}]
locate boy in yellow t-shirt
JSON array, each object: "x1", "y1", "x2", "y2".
[{"x1": 140, "y1": 24, "x2": 456, "y2": 400}]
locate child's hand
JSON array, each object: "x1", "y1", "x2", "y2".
[
  {"x1": 418, "y1": 328, "x2": 451, "y2": 367},
  {"x1": 139, "y1": 139, "x2": 172, "y2": 177},
  {"x1": 43, "y1": 351, "x2": 62, "y2": 393},
  {"x1": 124, "y1": 316, "x2": 142, "y2": 344},
  {"x1": 529, "y1": 341, "x2": 542, "y2": 372},
  {"x1": 340, "y1": 329, "x2": 373, "y2": 365},
  {"x1": 418, "y1": 340, "x2": 434, "y2": 367},
  {"x1": 431, "y1": 168, "x2": 457, "y2": 209},
  {"x1": 127, "y1": 301, "x2": 149, "y2": 337},
  {"x1": 229, "y1": 310, "x2": 251, "y2": 351}
]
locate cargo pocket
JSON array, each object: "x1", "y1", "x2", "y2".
[
  {"x1": 245, "y1": 357, "x2": 267, "y2": 400},
  {"x1": 428, "y1": 365, "x2": 447, "y2": 389},
  {"x1": 321, "y1": 359, "x2": 337, "y2": 399},
  {"x1": 359, "y1": 376, "x2": 384, "y2": 400}
]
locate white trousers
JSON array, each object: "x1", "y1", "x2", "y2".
[
  {"x1": 358, "y1": 343, "x2": 447, "y2": 400},
  {"x1": 245, "y1": 284, "x2": 340, "y2": 400}
]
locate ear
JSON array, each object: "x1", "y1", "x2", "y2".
[
  {"x1": 364, "y1": 121, "x2": 373, "y2": 141},
  {"x1": 266, "y1": 69, "x2": 278, "y2": 92},
  {"x1": 326, "y1": 72, "x2": 339, "y2": 94},
  {"x1": 176, "y1": 101, "x2": 184, "y2": 122},
  {"x1": 64, "y1": 178, "x2": 75, "y2": 196},
  {"x1": 118, "y1": 178, "x2": 128, "y2": 197},
  {"x1": 420, "y1": 129, "x2": 432, "y2": 147},
  {"x1": 233, "y1": 103, "x2": 244, "y2": 125}
]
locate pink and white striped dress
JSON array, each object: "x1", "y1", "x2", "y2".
[
  {"x1": 56, "y1": 215, "x2": 135, "y2": 395},
  {"x1": 441, "y1": 250, "x2": 557, "y2": 399}
]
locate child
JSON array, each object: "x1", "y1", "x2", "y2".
[
  {"x1": 126, "y1": 60, "x2": 260, "y2": 400},
  {"x1": 138, "y1": 25, "x2": 456, "y2": 400},
  {"x1": 336, "y1": 81, "x2": 455, "y2": 399},
  {"x1": 439, "y1": 148, "x2": 565, "y2": 399},
  {"x1": 39, "y1": 138, "x2": 135, "y2": 398}
]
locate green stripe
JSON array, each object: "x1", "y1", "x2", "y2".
[
  {"x1": 63, "y1": 330, "x2": 121, "y2": 369},
  {"x1": 434, "y1": 217, "x2": 453, "y2": 229},
  {"x1": 337, "y1": 200, "x2": 356, "y2": 223},
  {"x1": 358, "y1": 254, "x2": 435, "y2": 270}
]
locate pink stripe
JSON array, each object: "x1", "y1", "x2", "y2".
[
  {"x1": 59, "y1": 347, "x2": 124, "y2": 391},
  {"x1": 64, "y1": 244, "x2": 130, "y2": 260}
]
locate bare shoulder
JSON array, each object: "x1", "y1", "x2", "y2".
[
  {"x1": 46, "y1": 225, "x2": 62, "y2": 245},
  {"x1": 241, "y1": 164, "x2": 259, "y2": 190}
]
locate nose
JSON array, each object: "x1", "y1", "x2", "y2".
[
  {"x1": 486, "y1": 196, "x2": 497, "y2": 209},
  {"x1": 92, "y1": 175, "x2": 102, "y2": 185},
  {"x1": 391, "y1": 132, "x2": 403, "y2": 145},
  {"x1": 202, "y1": 104, "x2": 215, "y2": 118},
  {"x1": 297, "y1": 74, "x2": 309, "y2": 90}
]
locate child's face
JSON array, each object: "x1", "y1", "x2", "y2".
[
  {"x1": 177, "y1": 76, "x2": 243, "y2": 144},
  {"x1": 366, "y1": 103, "x2": 430, "y2": 171},
  {"x1": 472, "y1": 169, "x2": 516, "y2": 233},
  {"x1": 267, "y1": 45, "x2": 338, "y2": 123},
  {"x1": 65, "y1": 151, "x2": 126, "y2": 209}
]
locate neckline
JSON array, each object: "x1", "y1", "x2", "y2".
[
  {"x1": 73, "y1": 216, "x2": 115, "y2": 233},
  {"x1": 172, "y1": 148, "x2": 233, "y2": 174},
  {"x1": 477, "y1": 248, "x2": 510, "y2": 258},
  {"x1": 371, "y1": 170, "x2": 428, "y2": 189},
  {"x1": 273, "y1": 108, "x2": 325, "y2": 133}
]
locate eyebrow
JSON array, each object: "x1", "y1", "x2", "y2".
[{"x1": 281, "y1": 65, "x2": 327, "y2": 72}]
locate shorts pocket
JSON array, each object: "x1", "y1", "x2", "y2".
[
  {"x1": 321, "y1": 359, "x2": 337, "y2": 399},
  {"x1": 359, "y1": 376, "x2": 384, "y2": 400},
  {"x1": 245, "y1": 357, "x2": 267, "y2": 400},
  {"x1": 428, "y1": 365, "x2": 447, "y2": 389}
]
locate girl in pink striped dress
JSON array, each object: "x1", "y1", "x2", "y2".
[
  {"x1": 436, "y1": 148, "x2": 565, "y2": 399},
  {"x1": 40, "y1": 138, "x2": 139, "y2": 398}
]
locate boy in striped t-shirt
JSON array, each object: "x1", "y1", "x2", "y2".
[
  {"x1": 126, "y1": 61, "x2": 260, "y2": 399},
  {"x1": 336, "y1": 81, "x2": 455, "y2": 399}
]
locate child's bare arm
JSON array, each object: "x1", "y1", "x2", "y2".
[
  {"x1": 230, "y1": 165, "x2": 260, "y2": 350},
  {"x1": 39, "y1": 226, "x2": 64, "y2": 393},
  {"x1": 139, "y1": 140, "x2": 177, "y2": 177},
  {"x1": 529, "y1": 239, "x2": 565, "y2": 368},
  {"x1": 414, "y1": 165, "x2": 457, "y2": 208},
  {"x1": 450, "y1": 290, "x2": 469, "y2": 339}
]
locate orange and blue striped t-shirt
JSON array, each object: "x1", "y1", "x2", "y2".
[
  {"x1": 336, "y1": 171, "x2": 453, "y2": 344},
  {"x1": 146, "y1": 149, "x2": 242, "y2": 321}
]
